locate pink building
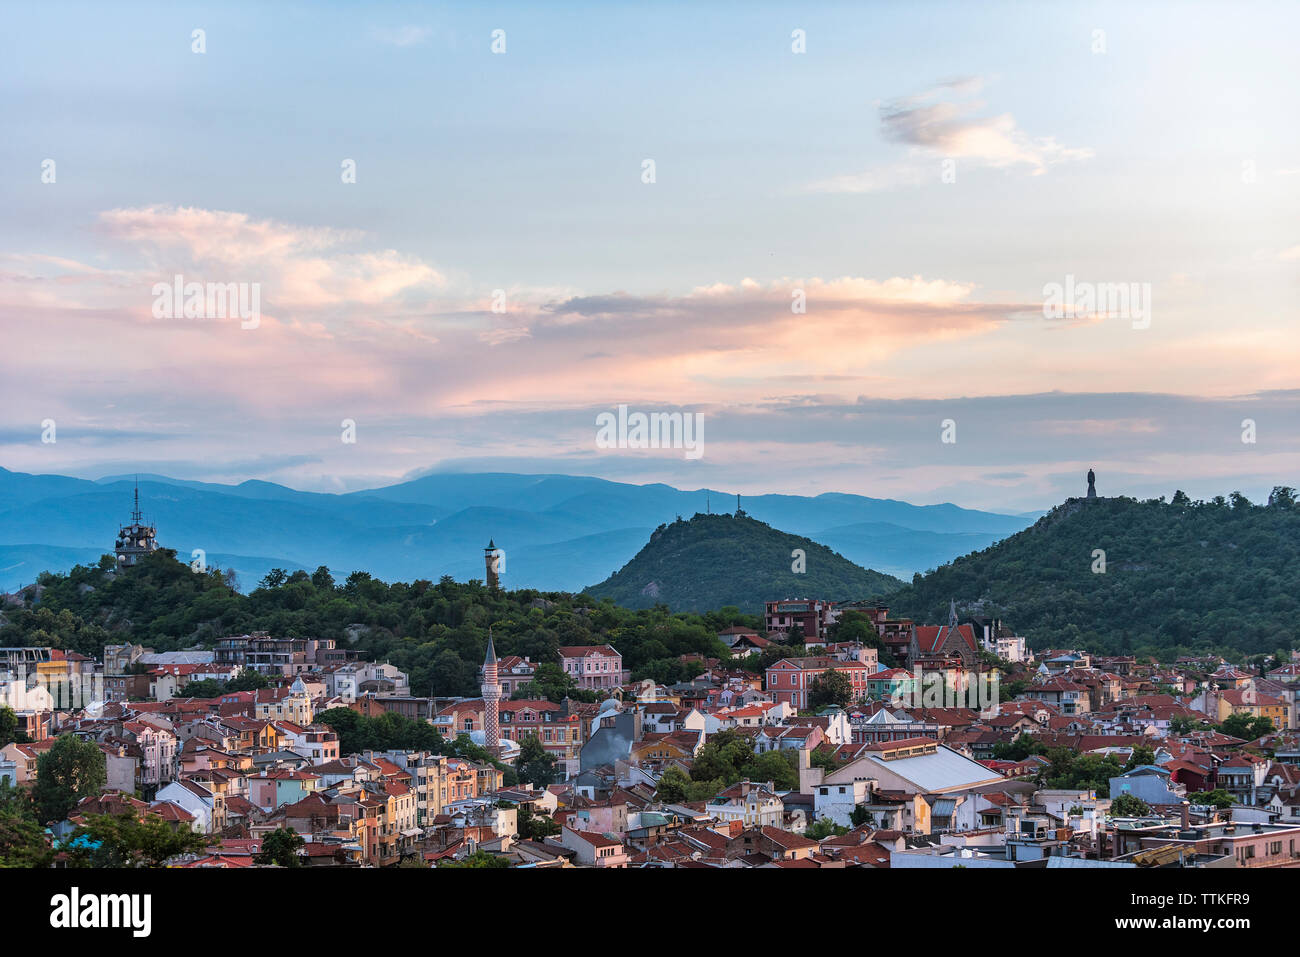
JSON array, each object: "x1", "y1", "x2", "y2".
[
  {"x1": 123, "y1": 720, "x2": 177, "y2": 787},
  {"x1": 561, "y1": 826, "x2": 628, "y2": 867},
  {"x1": 558, "y1": 645, "x2": 625, "y2": 690},
  {"x1": 765, "y1": 656, "x2": 874, "y2": 710}
]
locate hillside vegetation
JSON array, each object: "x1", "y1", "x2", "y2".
[
  {"x1": 0, "y1": 550, "x2": 756, "y2": 696},
  {"x1": 888, "y1": 490, "x2": 1300, "y2": 657},
  {"x1": 586, "y1": 512, "x2": 903, "y2": 613}
]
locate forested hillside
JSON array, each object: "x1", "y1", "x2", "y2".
[
  {"x1": 586, "y1": 512, "x2": 902, "y2": 613},
  {"x1": 0, "y1": 550, "x2": 756, "y2": 696},
  {"x1": 888, "y1": 490, "x2": 1300, "y2": 658}
]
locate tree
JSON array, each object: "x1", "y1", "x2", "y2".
[
  {"x1": 180, "y1": 678, "x2": 225, "y2": 698},
  {"x1": 311, "y1": 565, "x2": 336, "y2": 591},
  {"x1": 654, "y1": 766, "x2": 692, "y2": 804},
  {"x1": 69, "y1": 812, "x2": 208, "y2": 867},
  {"x1": 1268, "y1": 486, "x2": 1296, "y2": 509},
  {"x1": 515, "y1": 734, "x2": 559, "y2": 789},
  {"x1": 0, "y1": 706, "x2": 26, "y2": 748},
  {"x1": 1170, "y1": 715, "x2": 1209, "y2": 735},
  {"x1": 1124, "y1": 745, "x2": 1156, "y2": 772},
  {"x1": 0, "y1": 809, "x2": 53, "y2": 867},
  {"x1": 439, "y1": 850, "x2": 510, "y2": 868},
  {"x1": 1040, "y1": 747, "x2": 1123, "y2": 795},
  {"x1": 850, "y1": 805, "x2": 873, "y2": 828},
  {"x1": 32, "y1": 735, "x2": 106, "y2": 825},
  {"x1": 806, "y1": 816, "x2": 848, "y2": 840},
  {"x1": 258, "y1": 568, "x2": 289, "y2": 589},
  {"x1": 742, "y1": 749, "x2": 798, "y2": 792},
  {"x1": 517, "y1": 803, "x2": 560, "y2": 840},
  {"x1": 515, "y1": 662, "x2": 585, "y2": 704},
  {"x1": 224, "y1": 669, "x2": 270, "y2": 692},
  {"x1": 690, "y1": 730, "x2": 753, "y2": 783},
  {"x1": 809, "y1": 746, "x2": 843, "y2": 773},
  {"x1": 992, "y1": 733, "x2": 1045, "y2": 762},
  {"x1": 808, "y1": 668, "x2": 852, "y2": 711},
  {"x1": 1110, "y1": 793, "x2": 1151, "y2": 817},
  {"x1": 1218, "y1": 712, "x2": 1274, "y2": 741},
  {"x1": 1189, "y1": 789, "x2": 1234, "y2": 810},
  {"x1": 254, "y1": 827, "x2": 305, "y2": 868}
]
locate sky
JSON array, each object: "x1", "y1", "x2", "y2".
[{"x1": 1, "y1": 0, "x2": 1297, "y2": 512}]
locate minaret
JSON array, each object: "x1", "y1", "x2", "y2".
[
  {"x1": 484, "y1": 539, "x2": 501, "y2": 591},
  {"x1": 481, "y1": 629, "x2": 501, "y2": 758}
]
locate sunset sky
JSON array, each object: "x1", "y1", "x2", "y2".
[{"x1": 2, "y1": 1, "x2": 1297, "y2": 511}]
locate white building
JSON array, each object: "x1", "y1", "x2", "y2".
[
  {"x1": 813, "y1": 778, "x2": 874, "y2": 828},
  {"x1": 155, "y1": 779, "x2": 219, "y2": 834},
  {"x1": 706, "y1": 780, "x2": 784, "y2": 828}
]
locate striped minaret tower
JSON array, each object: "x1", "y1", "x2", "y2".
[{"x1": 482, "y1": 629, "x2": 501, "y2": 758}]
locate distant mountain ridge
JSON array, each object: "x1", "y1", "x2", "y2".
[
  {"x1": 585, "y1": 512, "x2": 904, "y2": 613},
  {"x1": 0, "y1": 466, "x2": 1036, "y2": 593}
]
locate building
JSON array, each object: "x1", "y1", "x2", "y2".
[
  {"x1": 910, "y1": 601, "x2": 980, "y2": 670},
  {"x1": 253, "y1": 678, "x2": 315, "y2": 725},
  {"x1": 213, "y1": 634, "x2": 338, "y2": 676},
  {"x1": 484, "y1": 539, "x2": 502, "y2": 590},
  {"x1": 482, "y1": 633, "x2": 501, "y2": 757},
  {"x1": 114, "y1": 481, "x2": 158, "y2": 567},
  {"x1": 558, "y1": 645, "x2": 624, "y2": 690},
  {"x1": 815, "y1": 738, "x2": 1004, "y2": 834},
  {"x1": 561, "y1": 826, "x2": 628, "y2": 867},
  {"x1": 765, "y1": 657, "x2": 875, "y2": 710},
  {"x1": 706, "y1": 781, "x2": 785, "y2": 828},
  {"x1": 495, "y1": 655, "x2": 537, "y2": 696},
  {"x1": 1110, "y1": 814, "x2": 1300, "y2": 868},
  {"x1": 764, "y1": 599, "x2": 838, "y2": 641}
]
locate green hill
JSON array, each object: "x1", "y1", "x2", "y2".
[
  {"x1": 0, "y1": 548, "x2": 759, "y2": 694},
  {"x1": 585, "y1": 512, "x2": 904, "y2": 613},
  {"x1": 887, "y1": 490, "x2": 1300, "y2": 658}
]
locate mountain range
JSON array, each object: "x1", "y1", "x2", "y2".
[{"x1": 0, "y1": 467, "x2": 1038, "y2": 594}]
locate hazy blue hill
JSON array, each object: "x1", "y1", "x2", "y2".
[
  {"x1": 346, "y1": 472, "x2": 585, "y2": 509},
  {"x1": 0, "y1": 544, "x2": 106, "y2": 591},
  {"x1": 586, "y1": 512, "x2": 904, "y2": 613},
  {"x1": 434, "y1": 527, "x2": 656, "y2": 592},
  {"x1": 0, "y1": 466, "x2": 1034, "y2": 593},
  {"x1": 814, "y1": 521, "x2": 1005, "y2": 580},
  {"x1": 0, "y1": 467, "x2": 100, "y2": 508},
  {"x1": 743, "y1": 492, "x2": 1033, "y2": 537}
]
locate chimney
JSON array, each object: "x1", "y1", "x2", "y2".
[{"x1": 1180, "y1": 800, "x2": 1190, "y2": 830}]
